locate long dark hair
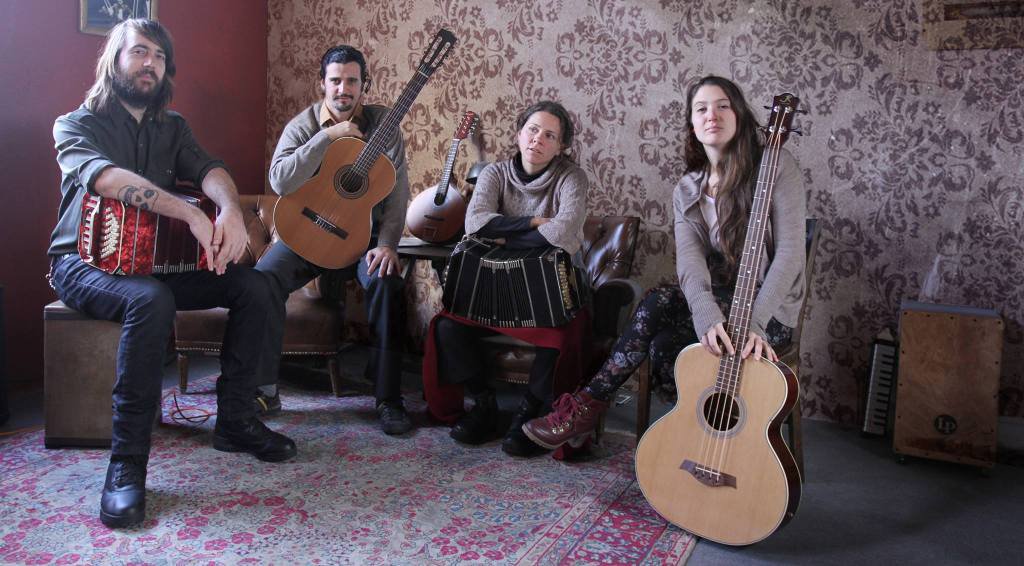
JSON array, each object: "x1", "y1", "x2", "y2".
[
  {"x1": 682, "y1": 75, "x2": 762, "y2": 278},
  {"x1": 513, "y1": 100, "x2": 576, "y2": 161},
  {"x1": 85, "y1": 19, "x2": 176, "y2": 118}
]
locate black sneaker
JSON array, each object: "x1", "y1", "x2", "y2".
[
  {"x1": 254, "y1": 391, "x2": 282, "y2": 415},
  {"x1": 502, "y1": 396, "x2": 545, "y2": 457},
  {"x1": 100, "y1": 455, "x2": 148, "y2": 528},
  {"x1": 450, "y1": 390, "x2": 499, "y2": 445},
  {"x1": 213, "y1": 417, "x2": 297, "y2": 462},
  {"x1": 377, "y1": 399, "x2": 413, "y2": 435}
]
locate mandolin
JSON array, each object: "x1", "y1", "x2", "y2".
[
  {"x1": 273, "y1": 29, "x2": 457, "y2": 269},
  {"x1": 635, "y1": 93, "x2": 803, "y2": 546},
  {"x1": 406, "y1": 111, "x2": 479, "y2": 243}
]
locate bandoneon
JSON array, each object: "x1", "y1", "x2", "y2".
[
  {"x1": 78, "y1": 189, "x2": 216, "y2": 276},
  {"x1": 442, "y1": 236, "x2": 588, "y2": 328}
]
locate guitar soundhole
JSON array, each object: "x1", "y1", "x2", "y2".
[
  {"x1": 334, "y1": 166, "x2": 368, "y2": 198},
  {"x1": 702, "y1": 393, "x2": 741, "y2": 432}
]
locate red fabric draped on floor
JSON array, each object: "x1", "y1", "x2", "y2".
[{"x1": 421, "y1": 310, "x2": 592, "y2": 424}]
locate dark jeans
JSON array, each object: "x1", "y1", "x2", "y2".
[
  {"x1": 49, "y1": 254, "x2": 269, "y2": 456},
  {"x1": 434, "y1": 317, "x2": 558, "y2": 404},
  {"x1": 255, "y1": 242, "x2": 406, "y2": 404},
  {"x1": 584, "y1": 285, "x2": 793, "y2": 402}
]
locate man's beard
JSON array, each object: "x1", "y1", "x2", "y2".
[
  {"x1": 113, "y1": 70, "x2": 161, "y2": 108},
  {"x1": 331, "y1": 96, "x2": 355, "y2": 114}
]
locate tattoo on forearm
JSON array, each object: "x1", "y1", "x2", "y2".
[{"x1": 119, "y1": 185, "x2": 159, "y2": 211}]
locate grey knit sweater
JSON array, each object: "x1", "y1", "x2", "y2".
[
  {"x1": 466, "y1": 155, "x2": 589, "y2": 254},
  {"x1": 673, "y1": 148, "x2": 807, "y2": 338}
]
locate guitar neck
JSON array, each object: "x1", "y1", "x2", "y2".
[
  {"x1": 435, "y1": 138, "x2": 463, "y2": 204},
  {"x1": 353, "y1": 70, "x2": 431, "y2": 173},
  {"x1": 724, "y1": 145, "x2": 784, "y2": 352}
]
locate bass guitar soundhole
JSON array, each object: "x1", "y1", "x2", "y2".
[
  {"x1": 333, "y1": 166, "x2": 368, "y2": 199},
  {"x1": 699, "y1": 391, "x2": 744, "y2": 436}
]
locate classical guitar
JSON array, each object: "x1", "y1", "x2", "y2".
[
  {"x1": 406, "y1": 111, "x2": 479, "y2": 243},
  {"x1": 635, "y1": 93, "x2": 803, "y2": 546},
  {"x1": 274, "y1": 29, "x2": 457, "y2": 269}
]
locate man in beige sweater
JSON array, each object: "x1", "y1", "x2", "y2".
[{"x1": 256, "y1": 45, "x2": 413, "y2": 435}]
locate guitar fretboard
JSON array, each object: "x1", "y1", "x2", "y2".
[
  {"x1": 435, "y1": 137, "x2": 463, "y2": 204},
  {"x1": 714, "y1": 97, "x2": 797, "y2": 394},
  {"x1": 353, "y1": 71, "x2": 430, "y2": 175}
]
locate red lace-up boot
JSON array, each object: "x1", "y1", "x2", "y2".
[{"x1": 522, "y1": 391, "x2": 609, "y2": 450}]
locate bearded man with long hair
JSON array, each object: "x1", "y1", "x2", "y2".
[{"x1": 47, "y1": 19, "x2": 297, "y2": 529}]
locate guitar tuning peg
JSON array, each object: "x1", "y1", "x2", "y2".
[
  {"x1": 795, "y1": 108, "x2": 809, "y2": 115},
  {"x1": 763, "y1": 105, "x2": 773, "y2": 110},
  {"x1": 790, "y1": 128, "x2": 803, "y2": 136}
]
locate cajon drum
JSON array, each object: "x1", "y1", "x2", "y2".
[
  {"x1": 893, "y1": 301, "x2": 1003, "y2": 468},
  {"x1": 44, "y1": 300, "x2": 119, "y2": 448}
]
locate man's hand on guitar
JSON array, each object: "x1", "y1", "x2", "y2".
[
  {"x1": 324, "y1": 120, "x2": 363, "y2": 141},
  {"x1": 701, "y1": 322, "x2": 735, "y2": 358},
  {"x1": 741, "y1": 331, "x2": 778, "y2": 362},
  {"x1": 210, "y1": 206, "x2": 247, "y2": 275},
  {"x1": 365, "y1": 246, "x2": 400, "y2": 278}
]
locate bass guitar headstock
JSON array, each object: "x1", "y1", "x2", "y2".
[
  {"x1": 454, "y1": 111, "x2": 479, "y2": 141},
  {"x1": 417, "y1": 29, "x2": 457, "y2": 77},
  {"x1": 762, "y1": 93, "x2": 803, "y2": 146}
]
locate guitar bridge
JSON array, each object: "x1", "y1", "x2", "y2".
[
  {"x1": 681, "y1": 459, "x2": 737, "y2": 488},
  {"x1": 301, "y1": 208, "x2": 348, "y2": 240}
]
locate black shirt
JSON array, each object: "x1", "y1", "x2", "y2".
[{"x1": 48, "y1": 102, "x2": 225, "y2": 255}]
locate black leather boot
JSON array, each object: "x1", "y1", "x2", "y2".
[
  {"x1": 502, "y1": 395, "x2": 545, "y2": 457},
  {"x1": 213, "y1": 417, "x2": 297, "y2": 462},
  {"x1": 100, "y1": 455, "x2": 148, "y2": 528},
  {"x1": 450, "y1": 389, "x2": 499, "y2": 445},
  {"x1": 377, "y1": 399, "x2": 414, "y2": 435}
]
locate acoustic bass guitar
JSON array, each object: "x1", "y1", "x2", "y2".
[
  {"x1": 635, "y1": 93, "x2": 804, "y2": 546},
  {"x1": 406, "y1": 110, "x2": 479, "y2": 243},
  {"x1": 274, "y1": 29, "x2": 457, "y2": 268}
]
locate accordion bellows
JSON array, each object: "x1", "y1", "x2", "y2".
[{"x1": 442, "y1": 236, "x2": 588, "y2": 328}]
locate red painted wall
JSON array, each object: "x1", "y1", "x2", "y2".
[{"x1": 0, "y1": 0, "x2": 268, "y2": 388}]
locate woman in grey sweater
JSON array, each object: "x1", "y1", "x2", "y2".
[
  {"x1": 523, "y1": 76, "x2": 806, "y2": 451},
  {"x1": 434, "y1": 100, "x2": 589, "y2": 456}
]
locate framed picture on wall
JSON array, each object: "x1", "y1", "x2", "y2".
[{"x1": 79, "y1": 0, "x2": 158, "y2": 36}]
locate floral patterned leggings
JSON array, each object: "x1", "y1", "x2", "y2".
[{"x1": 582, "y1": 285, "x2": 793, "y2": 402}]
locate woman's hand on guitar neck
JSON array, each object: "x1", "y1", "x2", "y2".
[
  {"x1": 741, "y1": 332, "x2": 778, "y2": 362},
  {"x1": 701, "y1": 323, "x2": 778, "y2": 362},
  {"x1": 701, "y1": 323, "x2": 735, "y2": 358}
]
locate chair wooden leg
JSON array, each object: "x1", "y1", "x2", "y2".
[
  {"x1": 788, "y1": 397, "x2": 805, "y2": 481},
  {"x1": 636, "y1": 358, "x2": 652, "y2": 443},
  {"x1": 177, "y1": 352, "x2": 189, "y2": 393},
  {"x1": 328, "y1": 356, "x2": 341, "y2": 397}
]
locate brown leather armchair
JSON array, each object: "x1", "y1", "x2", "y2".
[
  {"x1": 174, "y1": 195, "x2": 344, "y2": 396},
  {"x1": 480, "y1": 215, "x2": 641, "y2": 393}
]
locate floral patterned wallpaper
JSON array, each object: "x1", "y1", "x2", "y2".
[{"x1": 266, "y1": 0, "x2": 1024, "y2": 423}]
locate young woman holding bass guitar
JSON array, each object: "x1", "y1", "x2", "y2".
[{"x1": 523, "y1": 76, "x2": 806, "y2": 542}]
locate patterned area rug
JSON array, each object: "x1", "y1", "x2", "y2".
[{"x1": 0, "y1": 378, "x2": 695, "y2": 565}]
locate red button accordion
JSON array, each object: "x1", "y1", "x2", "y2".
[{"x1": 77, "y1": 189, "x2": 217, "y2": 275}]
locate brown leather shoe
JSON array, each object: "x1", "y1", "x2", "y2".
[{"x1": 522, "y1": 391, "x2": 609, "y2": 450}]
